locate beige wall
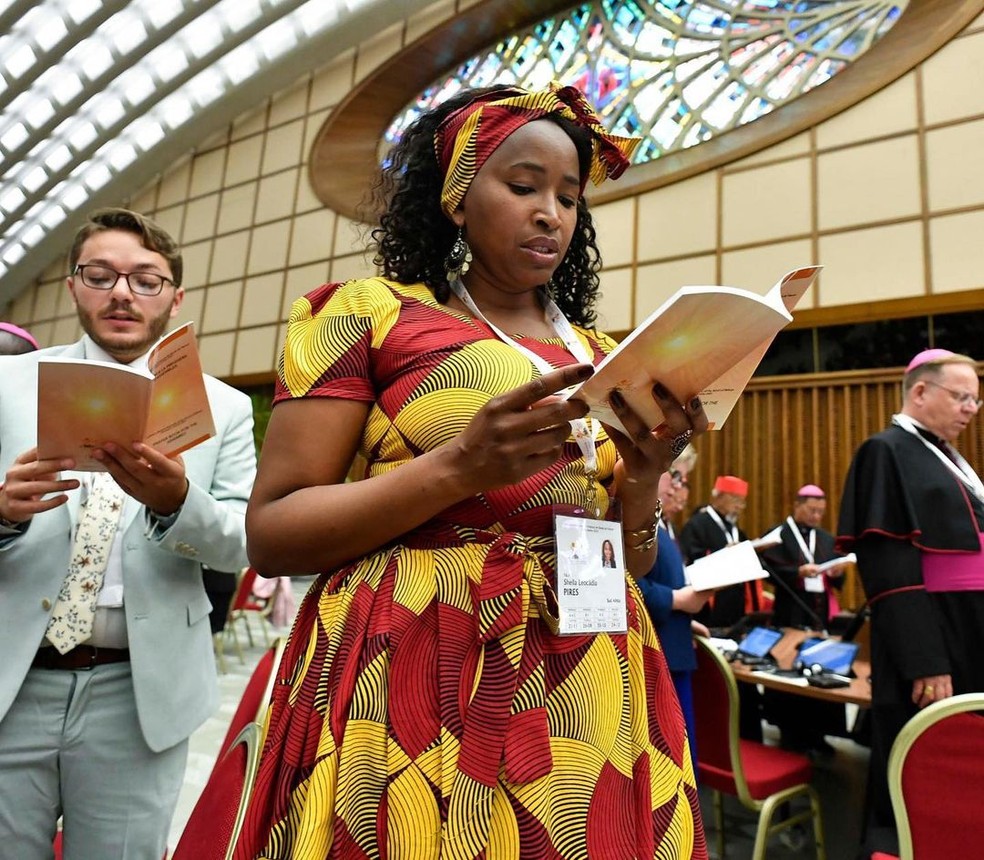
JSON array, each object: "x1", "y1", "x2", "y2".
[{"x1": 7, "y1": 3, "x2": 984, "y2": 379}]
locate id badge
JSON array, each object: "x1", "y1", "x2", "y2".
[
  {"x1": 554, "y1": 513, "x2": 628, "y2": 635},
  {"x1": 803, "y1": 574, "x2": 825, "y2": 593}
]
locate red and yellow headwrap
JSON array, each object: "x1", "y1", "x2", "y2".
[{"x1": 434, "y1": 82, "x2": 640, "y2": 218}]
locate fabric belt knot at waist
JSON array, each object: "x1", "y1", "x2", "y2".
[{"x1": 452, "y1": 531, "x2": 560, "y2": 794}]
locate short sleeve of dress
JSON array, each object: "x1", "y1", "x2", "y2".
[{"x1": 274, "y1": 279, "x2": 402, "y2": 405}]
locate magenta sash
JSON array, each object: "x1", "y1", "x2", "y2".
[{"x1": 922, "y1": 533, "x2": 984, "y2": 591}]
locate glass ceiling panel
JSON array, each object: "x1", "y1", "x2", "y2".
[
  {"x1": 0, "y1": 0, "x2": 381, "y2": 285},
  {"x1": 384, "y1": 1, "x2": 909, "y2": 163}
]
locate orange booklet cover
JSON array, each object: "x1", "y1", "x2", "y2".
[
  {"x1": 570, "y1": 266, "x2": 821, "y2": 435},
  {"x1": 37, "y1": 322, "x2": 216, "y2": 471}
]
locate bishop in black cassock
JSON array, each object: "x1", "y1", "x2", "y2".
[
  {"x1": 838, "y1": 348, "x2": 984, "y2": 857},
  {"x1": 760, "y1": 484, "x2": 847, "y2": 630}
]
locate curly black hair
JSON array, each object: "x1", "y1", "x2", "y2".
[{"x1": 366, "y1": 86, "x2": 604, "y2": 328}]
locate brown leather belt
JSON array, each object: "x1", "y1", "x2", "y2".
[{"x1": 32, "y1": 646, "x2": 130, "y2": 671}]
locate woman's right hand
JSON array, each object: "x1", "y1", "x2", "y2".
[
  {"x1": 444, "y1": 362, "x2": 595, "y2": 496},
  {"x1": 248, "y1": 363, "x2": 596, "y2": 574}
]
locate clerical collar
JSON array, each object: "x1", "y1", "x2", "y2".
[
  {"x1": 912, "y1": 423, "x2": 945, "y2": 446},
  {"x1": 893, "y1": 413, "x2": 984, "y2": 502},
  {"x1": 787, "y1": 516, "x2": 815, "y2": 563},
  {"x1": 706, "y1": 506, "x2": 739, "y2": 543}
]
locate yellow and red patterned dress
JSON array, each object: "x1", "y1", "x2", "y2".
[{"x1": 235, "y1": 278, "x2": 706, "y2": 860}]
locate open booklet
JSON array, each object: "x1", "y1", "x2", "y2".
[
  {"x1": 570, "y1": 266, "x2": 821, "y2": 434},
  {"x1": 751, "y1": 526, "x2": 783, "y2": 551},
  {"x1": 815, "y1": 553, "x2": 857, "y2": 574},
  {"x1": 37, "y1": 321, "x2": 216, "y2": 471},
  {"x1": 684, "y1": 540, "x2": 770, "y2": 592}
]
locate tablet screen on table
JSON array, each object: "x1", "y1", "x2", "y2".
[
  {"x1": 798, "y1": 639, "x2": 859, "y2": 676},
  {"x1": 737, "y1": 626, "x2": 783, "y2": 660}
]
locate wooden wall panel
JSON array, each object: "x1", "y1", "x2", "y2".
[{"x1": 680, "y1": 367, "x2": 984, "y2": 610}]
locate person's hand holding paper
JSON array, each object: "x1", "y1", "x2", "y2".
[{"x1": 684, "y1": 540, "x2": 769, "y2": 592}]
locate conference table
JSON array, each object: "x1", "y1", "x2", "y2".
[{"x1": 728, "y1": 628, "x2": 872, "y2": 707}]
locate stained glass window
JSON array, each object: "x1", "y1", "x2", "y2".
[{"x1": 384, "y1": 0, "x2": 908, "y2": 160}]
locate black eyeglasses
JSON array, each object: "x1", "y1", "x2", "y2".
[
  {"x1": 74, "y1": 264, "x2": 175, "y2": 297},
  {"x1": 924, "y1": 380, "x2": 983, "y2": 410},
  {"x1": 670, "y1": 469, "x2": 690, "y2": 489}
]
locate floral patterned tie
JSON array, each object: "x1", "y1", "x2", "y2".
[{"x1": 45, "y1": 473, "x2": 126, "y2": 654}]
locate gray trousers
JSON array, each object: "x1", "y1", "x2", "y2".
[{"x1": 0, "y1": 662, "x2": 188, "y2": 860}]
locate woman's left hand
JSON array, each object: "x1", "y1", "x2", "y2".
[{"x1": 605, "y1": 382, "x2": 708, "y2": 509}]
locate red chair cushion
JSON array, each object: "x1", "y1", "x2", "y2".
[
  {"x1": 230, "y1": 568, "x2": 258, "y2": 612},
  {"x1": 739, "y1": 739, "x2": 813, "y2": 799},
  {"x1": 697, "y1": 740, "x2": 812, "y2": 798},
  {"x1": 172, "y1": 740, "x2": 248, "y2": 860},
  {"x1": 870, "y1": 853, "x2": 899, "y2": 859},
  {"x1": 902, "y1": 710, "x2": 984, "y2": 859}
]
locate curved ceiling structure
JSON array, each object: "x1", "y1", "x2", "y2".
[
  {"x1": 0, "y1": 0, "x2": 435, "y2": 306},
  {"x1": 312, "y1": 0, "x2": 984, "y2": 217}
]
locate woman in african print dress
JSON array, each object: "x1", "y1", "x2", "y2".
[{"x1": 234, "y1": 84, "x2": 708, "y2": 859}]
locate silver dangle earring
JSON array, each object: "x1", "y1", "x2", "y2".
[{"x1": 444, "y1": 228, "x2": 471, "y2": 282}]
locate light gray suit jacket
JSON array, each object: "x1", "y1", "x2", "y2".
[{"x1": 0, "y1": 338, "x2": 257, "y2": 752}]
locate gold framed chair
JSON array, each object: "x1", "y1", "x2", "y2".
[
  {"x1": 215, "y1": 567, "x2": 273, "y2": 670},
  {"x1": 692, "y1": 635, "x2": 826, "y2": 859},
  {"x1": 171, "y1": 721, "x2": 262, "y2": 860},
  {"x1": 215, "y1": 637, "x2": 286, "y2": 767},
  {"x1": 874, "y1": 692, "x2": 984, "y2": 860}
]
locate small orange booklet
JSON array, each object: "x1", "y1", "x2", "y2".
[{"x1": 37, "y1": 322, "x2": 215, "y2": 471}]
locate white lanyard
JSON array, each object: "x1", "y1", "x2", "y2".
[
  {"x1": 706, "y1": 507, "x2": 738, "y2": 545},
  {"x1": 449, "y1": 279, "x2": 599, "y2": 474},
  {"x1": 893, "y1": 414, "x2": 984, "y2": 503},
  {"x1": 787, "y1": 516, "x2": 816, "y2": 565}
]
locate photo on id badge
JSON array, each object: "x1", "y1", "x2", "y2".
[{"x1": 555, "y1": 513, "x2": 628, "y2": 636}]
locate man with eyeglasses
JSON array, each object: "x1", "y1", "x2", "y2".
[
  {"x1": 838, "y1": 348, "x2": 984, "y2": 858},
  {"x1": 0, "y1": 208, "x2": 257, "y2": 858}
]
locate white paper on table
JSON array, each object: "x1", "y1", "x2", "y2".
[
  {"x1": 685, "y1": 540, "x2": 770, "y2": 592},
  {"x1": 709, "y1": 636, "x2": 739, "y2": 653}
]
